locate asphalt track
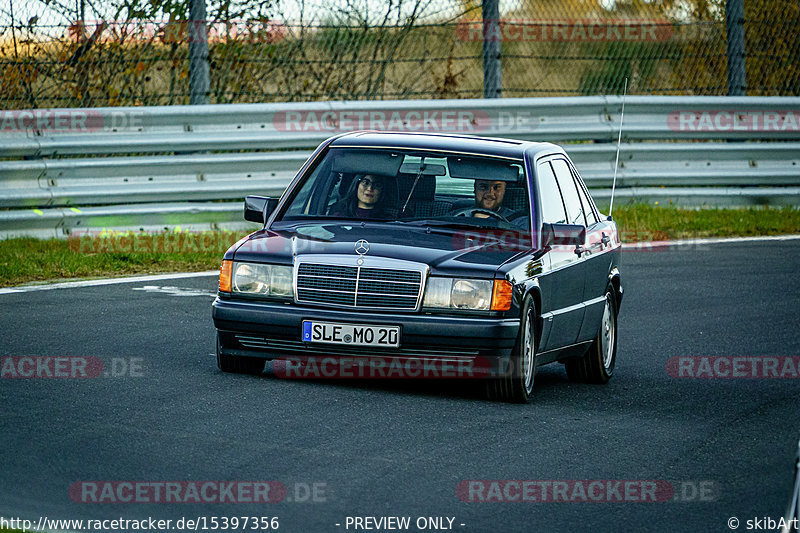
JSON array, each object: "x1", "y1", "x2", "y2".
[{"x1": 1, "y1": 240, "x2": 799, "y2": 533}]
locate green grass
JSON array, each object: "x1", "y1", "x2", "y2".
[
  {"x1": 610, "y1": 205, "x2": 800, "y2": 242},
  {"x1": 0, "y1": 230, "x2": 248, "y2": 288},
  {"x1": 1, "y1": 206, "x2": 799, "y2": 287}
]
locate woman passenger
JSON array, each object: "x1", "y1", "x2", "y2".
[{"x1": 330, "y1": 174, "x2": 390, "y2": 219}]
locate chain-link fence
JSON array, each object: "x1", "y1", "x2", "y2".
[{"x1": 0, "y1": 0, "x2": 798, "y2": 109}]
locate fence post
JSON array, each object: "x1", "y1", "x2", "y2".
[
  {"x1": 189, "y1": 0, "x2": 210, "y2": 105},
  {"x1": 725, "y1": 0, "x2": 746, "y2": 96},
  {"x1": 482, "y1": 0, "x2": 502, "y2": 98}
]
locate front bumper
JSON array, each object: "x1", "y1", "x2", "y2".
[{"x1": 212, "y1": 296, "x2": 520, "y2": 375}]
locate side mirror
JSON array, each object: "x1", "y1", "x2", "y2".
[
  {"x1": 244, "y1": 196, "x2": 278, "y2": 224},
  {"x1": 540, "y1": 223, "x2": 555, "y2": 249},
  {"x1": 541, "y1": 223, "x2": 585, "y2": 248}
]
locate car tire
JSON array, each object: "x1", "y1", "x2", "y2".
[
  {"x1": 565, "y1": 284, "x2": 617, "y2": 384},
  {"x1": 216, "y1": 333, "x2": 265, "y2": 375},
  {"x1": 486, "y1": 295, "x2": 537, "y2": 403}
]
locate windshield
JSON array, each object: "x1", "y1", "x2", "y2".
[{"x1": 279, "y1": 147, "x2": 530, "y2": 231}]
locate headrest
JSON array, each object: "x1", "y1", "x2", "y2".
[{"x1": 503, "y1": 182, "x2": 528, "y2": 211}]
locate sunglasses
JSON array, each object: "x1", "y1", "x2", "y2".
[{"x1": 358, "y1": 177, "x2": 384, "y2": 191}]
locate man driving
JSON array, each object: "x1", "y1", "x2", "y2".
[{"x1": 472, "y1": 179, "x2": 516, "y2": 219}]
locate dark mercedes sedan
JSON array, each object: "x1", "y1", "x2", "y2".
[{"x1": 212, "y1": 131, "x2": 622, "y2": 402}]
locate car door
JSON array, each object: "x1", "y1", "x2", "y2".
[
  {"x1": 536, "y1": 158, "x2": 586, "y2": 352},
  {"x1": 564, "y1": 160, "x2": 617, "y2": 342}
]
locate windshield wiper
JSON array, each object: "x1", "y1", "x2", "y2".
[
  {"x1": 400, "y1": 156, "x2": 434, "y2": 216},
  {"x1": 399, "y1": 219, "x2": 492, "y2": 230}
]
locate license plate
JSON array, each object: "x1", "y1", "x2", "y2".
[{"x1": 302, "y1": 321, "x2": 400, "y2": 348}]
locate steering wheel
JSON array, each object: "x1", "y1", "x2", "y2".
[{"x1": 453, "y1": 207, "x2": 510, "y2": 223}]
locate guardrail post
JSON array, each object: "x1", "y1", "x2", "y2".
[
  {"x1": 189, "y1": 0, "x2": 210, "y2": 105},
  {"x1": 726, "y1": 0, "x2": 746, "y2": 96},
  {"x1": 482, "y1": 0, "x2": 502, "y2": 99}
]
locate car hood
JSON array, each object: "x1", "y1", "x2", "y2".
[{"x1": 232, "y1": 222, "x2": 528, "y2": 276}]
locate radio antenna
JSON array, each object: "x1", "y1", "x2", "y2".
[{"x1": 608, "y1": 77, "x2": 628, "y2": 219}]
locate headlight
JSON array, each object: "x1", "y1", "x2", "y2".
[
  {"x1": 269, "y1": 266, "x2": 293, "y2": 296},
  {"x1": 424, "y1": 277, "x2": 508, "y2": 311},
  {"x1": 422, "y1": 278, "x2": 453, "y2": 308},
  {"x1": 231, "y1": 262, "x2": 293, "y2": 297},
  {"x1": 233, "y1": 263, "x2": 270, "y2": 294},
  {"x1": 452, "y1": 279, "x2": 492, "y2": 310}
]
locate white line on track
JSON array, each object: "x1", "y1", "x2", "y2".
[
  {"x1": 2, "y1": 233, "x2": 799, "y2": 295},
  {"x1": 622, "y1": 233, "x2": 800, "y2": 249},
  {"x1": 0, "y1": 270, "x2": 218, "y2": 295}
]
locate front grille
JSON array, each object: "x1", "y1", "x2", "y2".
[
  {"x1": 300, "y1": 277, "x2": 357, "y2": 292},
  {"x1": 357, "y1": 280, "x2": 418, "y2": 296},
  {"x1": 299, "y1": 264, "x2": 358, "y2": 278},
  {"x1": 358, "y1": 268, "x2": 420, "y2": 283},
  {"x1": 297, "y1": 289, "x2": 355, "y2": 306},
  {"x1": 296, "y1": 262, "x2": 423, "y2": 310},
  {"x1": 356, "y1": 294, "x2": 417, "y2": 308}
]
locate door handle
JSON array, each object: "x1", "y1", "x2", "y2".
[{"x1": 601, "y1": 232, "x2": 611, "y2": 247}]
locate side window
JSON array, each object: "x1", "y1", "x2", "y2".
[
  {"x1": 282, "y1": 163, "x2": 334, "y2": 217},
  {"x1": 283, "y1": 176, "x2": 316, "y2": 216},
  {"x1": 536, "y1": 162, "x2": 567, "y2": 224},
  {"x1": 574, "y1": 178, "x2": 598, "y2": 225},
  {"x1": 569, "y1": 165, "x2": 598, "y2": 225},
  {"x1": 551, "y1": 158, "x2": 586, "y2": 226}
]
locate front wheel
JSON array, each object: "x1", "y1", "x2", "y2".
[
  {"x1": 216, "y1": 333, "x2": 265, "y2": 375},
  {"x1": 486, "y1": 295, "x2": 537, "y2": 403},
  {"x1": 565, "y1": 285, "x2": 617, "y2": 384}
]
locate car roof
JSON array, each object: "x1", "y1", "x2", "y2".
[{"x1": 329, "y1": 131, "x2": 563, "y2": 161}]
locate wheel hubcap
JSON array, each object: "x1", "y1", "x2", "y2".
[
  {"x1": 601, "y1": 294, "x2": 615, "y2": 368},
  {"x1": 523, "y1": 308, "x2": 535, "y2": 392}
]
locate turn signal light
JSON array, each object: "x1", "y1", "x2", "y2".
[
  {"x1": 490, "y1": 280, "x2": 513, "y2": 311},
  {"x1": 219, "y1": 260, "x2": 233, "y2": 292}
]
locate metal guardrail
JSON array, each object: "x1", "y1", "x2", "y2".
[{"x1": 1, "y1": 96, "x2": 799, "y2": 237}]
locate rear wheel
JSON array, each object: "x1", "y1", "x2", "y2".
[
  {"x1": 565, "y1": 285, "x2": 617, "y2": 384},
  {"x1": 486, "y1": 295, "x2": 537, "y2": 403},
  {"x1": 216, "y1": 333, "x2": 265, "y2": 375}
]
